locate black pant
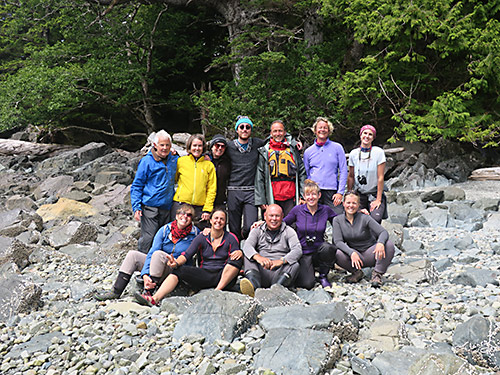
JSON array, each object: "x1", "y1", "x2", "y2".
[
  {"x1": 358, "y1": 193, "x2": 387, "y2": 224},
  {"x1": 137, "y1": 205, "x2": 170, "y2": 254},
  {"x1": 295, "y1": 242, "x2": 336, "y2": 289},
  {"x1": 227, "y1": 189, "x2": 258, "y2": 241},
  {"x1": 319, "y1": 189, "x2": 344, "y2": 216}
]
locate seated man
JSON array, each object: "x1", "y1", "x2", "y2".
[
  {"x1": 240, "y1": 204, "x2": 302, "y2": 297},
  {"x1": 134, "y1": 208, "x2": 243, "y2": 306}
]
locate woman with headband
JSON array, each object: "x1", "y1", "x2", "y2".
[{"x1": 347, "y1": 125, "x2": 387, "y2": 223}]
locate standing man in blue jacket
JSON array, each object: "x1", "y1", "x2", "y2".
[{"x1": 130, "y1": 130, "x2": 179, "y2": 254}]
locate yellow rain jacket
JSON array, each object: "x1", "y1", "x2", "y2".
[{"x1": 173, "y1": 154, "x2": 217, "y2": 212}]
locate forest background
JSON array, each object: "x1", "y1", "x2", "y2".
[{"x1": 0, "y1": 0, "x2": 498, "y2": 150}]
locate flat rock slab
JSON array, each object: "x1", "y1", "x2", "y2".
[
  {"x1": 408, "y1": 352, "x2": 478, "y2": 375},
  {"x1": 36, "y1": 198, "x2": 97, "y2": 222},
  {"x1": 6, "y1": 331, "x2": 69, "y2": 358},
  {"x1": 387, "y1": 259, "x2": 439, "y2": 284},
  {"x1": 451, "y1": 267, "x2": 499, "y2": 287},
  {"x1": 172, "y1": 290, "x2": 262, "y2": 342},
  {"x1": 45, "y1": 221, "x2": 98, "y2": 249},
  {"x1": 0, "y1": 274, "x2": 42, "y2": 323},
  {"x1": 253, "y1": 328, "x2": 338, "y2": 375},
  {"x1": 254, "y1": 283, "x2": 303, "y2": 309},
  {"x1": 259, "y1": 302, "x2": 357, "y2": 332}
]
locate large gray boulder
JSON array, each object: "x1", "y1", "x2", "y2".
[
  {"x1": 387, "y1": 259, "x2": 439, "y2": 284},
  {"x1": 253, "y1": 328, "x2": 340, "y2": 375},
  {"x1": 408, "y1": 352, "x2": 478, "y2": 375},
  {"x1": 451, "y1": 268, "x2": 499, "y2": 287},
  {"x1": 44, "y1": 221, "x2": 98, "y2": 249},
  {"x1": 172, "y1": 290, "x2": 262, "y2": 342},
  {"x1": 0, "y1": 274, "x2": 43, "y2": 323},
  {"x1": 254, "y1": 283, "x2": 303, "y2": 310},
  {"x1": 0, "y1": 239, "x2": 35, "y2": 271},
  {"x1": 0, "y1": 208, "x2": 43, "y2": 238},
  {"x1": 453, "y1": 315, "x2": 500, "y2": 370},
  {"x1": 33, "y1": 175, "x2": 74, "y2": 201},
  {"x1": 259, "y1": 302, "x2": 359, "y2": 341}
]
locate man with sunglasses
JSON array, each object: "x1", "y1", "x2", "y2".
[
  {"x1": 225, "y1": 116, "x2": 266, "y2": 241},
  {"x1": 208, "y1": 134, "x2": 231, "y2": 207}
]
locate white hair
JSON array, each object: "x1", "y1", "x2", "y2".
[{"x1": 153, "y1": 129, "x2": 172, "y2": 144}]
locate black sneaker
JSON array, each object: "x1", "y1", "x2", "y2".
[{"x1": 95, "y1": 291, "x2": 120, "y2": 301}]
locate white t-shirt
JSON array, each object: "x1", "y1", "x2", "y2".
[{"x1": 348, "y1": 146, "x2": 386, "y2": 194}]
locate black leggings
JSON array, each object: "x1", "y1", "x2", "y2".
[{"x1": 172, "y1": 258, "x2": 242, "y2": 291}]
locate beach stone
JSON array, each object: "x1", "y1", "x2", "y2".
[
  {"x1": 45, "y1": 221, "x2": 98, "y2": 249},
  {"x1": 253, "y1": 328, "x2": 339, "y2": 375},
  {"x1": 419, "y1": 207, "x2": 448, "y2": 228},
  {"x1": 448, "y1": 202, "x2": 483, "y2": 223},
  {"x1": 421, "y1": 189, "x2": 444, "y2": 203},
  {"x1": 61, "y1": 189, "x2": 92, "y2": 203},
  {"x1": 407, "y1": 352, "x2": 477, "y2": 375},
  {"x1": 36, "y1": 198, "x2": 97, "y2": 222},
  {"x1": 172, "y1": 290, "x2": 262, "y2": 342},
  {"x1": 5, "y1": 195, "x2": 38, "y2": 211},
  {"x1": 387, "y1": 259, "x2": 439, "y2": 284},
  {"x1": 0, "y1": 208, "x2": 43, "y2": 237},
  {"x1": 259, "y1": 302, "x2": 359, "y2": 340},
  {"x1": 351, "y1": 356, "x2": 381, "y2": 375},
  {"x1": 442, "y1": 186, "x2": 466, "y2": 201},
  {"x1": 452, "y1": 315, "x2": 500, "y2": 370},
  {"x1": 361, "y1": 319, "x2": 407, "y2": 352},
  {"x1": 0, "y1": 274, "x2": 43, "y2": 323},
  {"x1": 372, "y1": 347, "x2": 430, "y2": 375},
  {"x1": 159, "y1": 296, "x2": 194, "y2": 315},
  {"x1": 59, "y1": 244, "x2": 100, "y2": 264},
  {"x1": 401, "y1": 239, "x2": 424, "y2": 255},
  {"x1": 6, "y1": 332, "x2": 69, "y2": 358},
  {"x1": 0, "y1": 239, "x2": 35, "y2": 270},
  {"x1": 381, "y1": 222, "x2": 403, "y2": 248},
  {"x1": 433, "y1": 258, "x2": 454, "y2": 272},
  {"x1": 483, "y1": 213, "x2": 500, "y2": 231},
  {"x1": 254, "y1": 284, "x2": 303, "y2": 309},
  {"x1": 89, "y1": 184, "x2": 130, "y2": 214},
  {"x1": 387, "y1": 204, "x2": 410, "y2": 226},
  {"x1": 451, "y1": 268, "x2": 499, "y2": 287},
  {"x1": 33, "y1": 175, "x2": 74, "y2": 200},
  {"x1": 429, "y1": 238, "x2": 460, "y2": 257},
  {"x1": 472, "y1": 198, "x2": 499, "y2": 211},
  {"x1": 296, "y1": 288, "x2": 332, "y2": 305}
]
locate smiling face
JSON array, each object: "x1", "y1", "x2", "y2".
[
  {"x1": 360, "y1": 129, "x2": 374, "y2": 148},
  {"x1": 154, "y1": 136, "x2": 171, "y2": 159},
  {"x1": 304, "y1": 189, "x2": 320, "y2": 208},
  {"x1": 343, "y1": 193, "x2": 360, "y2": 216},
  {"x1": 210, "y1": 210, "x2": 226, "y2": 231},
  {"x1": 264, "y1": 204, "x2": 283, "y2": 231},
  {"x1": 237, "y1": 122, "x2": 252, "y2": 141},
  {"x1": 315, "y1": 121, "x2": 330, "y2": 141},
  {"x1": 270, "y1": 122, "x2": 285, "y2": 142},
  {"x1": 190, "y1": 138, "x2": 204, "y2": 158},
  {"x1": 211, "y1": 142, "x2": 226, "y2": 159},
  {"x1": 176, "y1": 207, "x2": 194, "y2": 229}
]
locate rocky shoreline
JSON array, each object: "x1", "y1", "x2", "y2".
[{"x1": 0, "y1": 139, "x2": 499, "y2": 375}]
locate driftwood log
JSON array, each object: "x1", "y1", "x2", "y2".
[
  {"x1": 469, "y1": 167, "x2": 500, "y2": 181},
  {"x1": 0, "y1": 139, "x2": 73, "y2": 156}
]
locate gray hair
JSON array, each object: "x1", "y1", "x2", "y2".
[{"x1": 153, "y1": 130, "x2": 172, "y2": 144}]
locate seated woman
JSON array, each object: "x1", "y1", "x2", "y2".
[
  {"x1": 347, "y1": 125, "x2": 387, "y2": 223},
  {"x1": 95, "y1": 204, "x2": 199, "y2": 301},
  {"x1": 333, "y1": 192, "x2": 394, "y2": 287},
  {"x1": 134, "y1": 208, "x2": 243, "y2": 306},
  {"x1": 171, "y1": 134, "x2": 217, "y2": 230},
  {"x1": 284, "y1": 179, "x2": 337, "y2": 289}
]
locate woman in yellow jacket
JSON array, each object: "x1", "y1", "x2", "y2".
[{"x1": 171, "y1": 134, "x2": 217, "y2": 229}]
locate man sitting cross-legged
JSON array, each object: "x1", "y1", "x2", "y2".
[{"x1": 240, "y1": 204, "x2": 302, "y2": 297}]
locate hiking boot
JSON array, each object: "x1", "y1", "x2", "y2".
[
  {"x1": 134, "y1": 291, "x2": 158, "y2": 307},
  {"x1": 317, "y1": 274, "x2": 331, "y2": 288},
  {"x1": 345, "y1": 270, "x2": 364, "y2": 283},
  {"x1": 240, "y1": 278, "x2": 255, "y2": 298},
  {"x1": 371, "y1": 271, "x2": 383, "y2": 288},
  {"x1": 276, "y1": 272, "x2": 292, "y2": 287},
  {"x1": 95, "y1": 290, "x2": 121, "y2": 301}
]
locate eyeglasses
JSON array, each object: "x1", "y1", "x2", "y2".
[
  {"x1": 177, "y1": 211, "x2": 193, "y2": 218},
  {"x1": 213, "y1": 143, "x2": 226, "y2": 149},
  {"x1": 238, "y1": 124, "x2": 251, "y2": 130}
]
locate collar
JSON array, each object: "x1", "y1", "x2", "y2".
[{"x1": 360, "y1": 146, "x2": 372, "y2": 152}]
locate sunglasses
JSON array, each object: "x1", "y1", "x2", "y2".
[
  {"x1": 177, "y1": 211, "x2": 193, "y2": 218},
  {"x1": 213, "y1": 143, "x2": 226, "y2": 149},
  {"x1": 238, "y1": 124, "x2": 252, "y2": 130}
]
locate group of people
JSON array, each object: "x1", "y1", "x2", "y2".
[{"x1": 95, "y1": 116, "x2": 394, "y2": 306}]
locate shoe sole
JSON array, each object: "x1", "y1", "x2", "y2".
[
  {"x1": 240, "y1": 278, "x2": 255, "y2": 298},
  {"x1": 134, "y1": 292, "x2": 154, "y2": 307}
]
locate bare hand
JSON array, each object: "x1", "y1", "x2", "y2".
[
  {"x1": 202, "y1": 227, "x2": 211, "y2": 236},
  {"x1": 166, "y1": 254, "x2": 177, "y2": 268},
  {"x1": 170, "y1": 149, "x2": 178, "y2": 156},
  {"x1": 203, "y1": 154, "x2": 211, "y2": 161},
  {"x1": 201, "y1": 212, "x2": 210, "y2": 221},
  {"x1": 133, "y1": 210, "x2": 142, "y2": 221},
  {"x1": 296, "y1": 141, "x2": 303, "y2": 151},
  {"x1": 370, "y1": 199, "x2": 381, "y2": 212},
  {"x1": 332, "y1": 193, "x2": 343, "y2": 206},
  {"x1": 253, "y1": 254, "x2": 273, "y2": 269},
  {"x1": 270, "y1": 259, "x2": 284, "y2": 270},
  {"x1": 299, "y1": 198, "x2": 306, "y2": 205},
  {"x1": 260, "y1": 204, "x2": 268, "y2": 211},
  {"x1": 351, "y1": 252, "x2": 363, "y2": 270},
  {"x1": 373, "y1": 243, "x2": 386, "y2": 260},
  {"x1": 360, "y1": 208, "x2": 370, "y2": 216},
  {"x1": 251, "y1": 220, "x2": 265, "y2": 230},
  {"x1": 143, "y1": 274, "x2": 156, "y2": 290},
  {"x1": 230, "y1": 250, "x2": 243, "y2": 260}
]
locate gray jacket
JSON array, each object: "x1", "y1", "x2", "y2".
[
  {"x1": 254, "y1": 134, "x2": 306, "y2": 206},
  {"x1": 243, "y1": 222, "x2": 302, "y2": 265}
]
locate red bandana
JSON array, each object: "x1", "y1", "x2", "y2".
[
  {"x1": 170, "y1": 220, "x2": 193, "y2": 243},
  {"x1": 269, "y1": 138, "x2": 288, "y2": 150}
]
